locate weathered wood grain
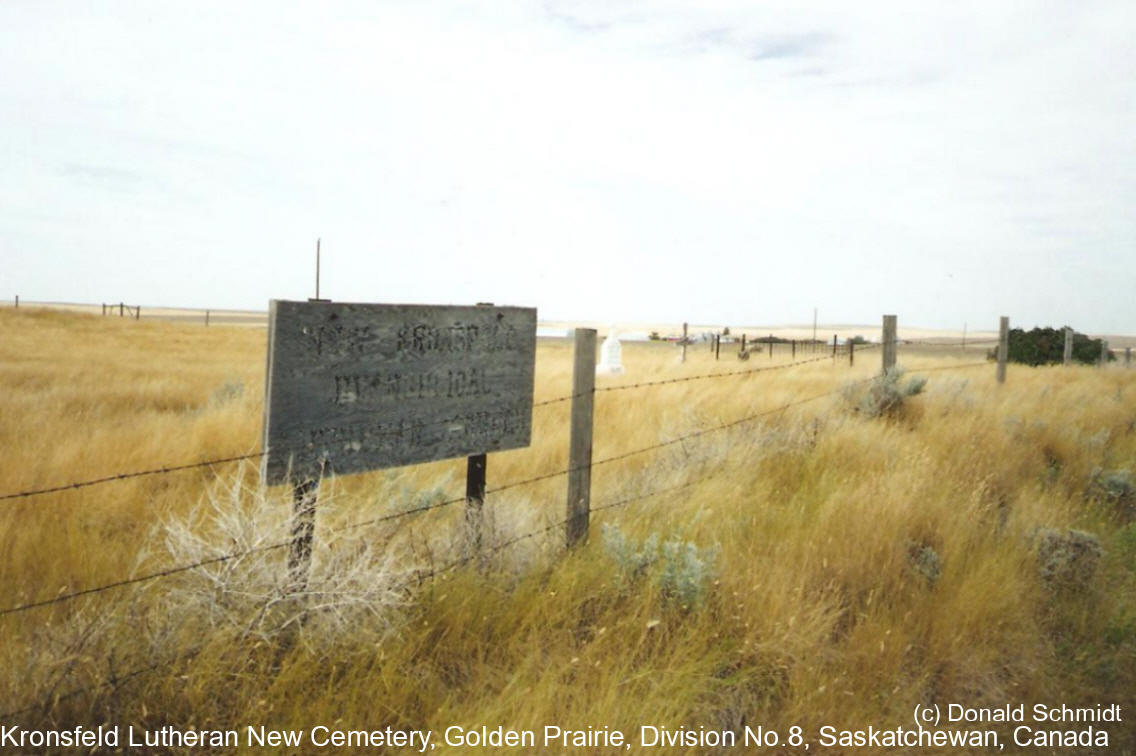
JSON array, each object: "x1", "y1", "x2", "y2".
[
  {"x1": 882, "y1": 315, "x2": 897, "y2": 373},
  {"x1": 262, "y1": 301, "x2": 536, "y2": 484},
  {"x1": 566, "y1": 328, "x2": 596, "y2": 547}
]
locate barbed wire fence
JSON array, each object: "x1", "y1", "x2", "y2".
[{"x1": 0, "y1": 313, "x2": 1113, "y2": 718}]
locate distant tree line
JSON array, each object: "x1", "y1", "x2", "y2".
[{"x1": 993, "y1": 327, "x2": 1113, "y2": 366}]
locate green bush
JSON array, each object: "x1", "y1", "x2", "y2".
[
  {"x1": 996, "y1": 327, "x2": 1113, "y2": 366},
  {"x1": 602, "y1": 523, "x2": 718, "y2": 609},
  {"x1": 602, "y1": 523, "x2": 658, "y2": 580}
]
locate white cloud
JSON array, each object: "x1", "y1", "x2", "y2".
[{"x1": 2, "y1": 1, "x2": 1133, "y2": 331}]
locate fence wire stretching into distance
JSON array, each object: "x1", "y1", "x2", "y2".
[
  {"x1": 0, "y1": 327, "x2": 1046, "y2": 717},
  {"x1": 0, "y1": 339, "x2": 1007, "y2": 620},
  {"x1": 0, "y1": 347, "x2": 876, "y2": 503},
  {"x1": 0, "y1": 474, "x2": 721, "y2": 721}
]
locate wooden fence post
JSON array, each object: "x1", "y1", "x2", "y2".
[
  {"x1": 882, "y1": 315, "x2": 897, "y2": 373},
  {"x1": 1063, "y1": 327, "x2": 1073, "y2": 366},
  {"x1": 1100, "y1": 340, "x2": 1109, "y2": 367},
  {"x1": 566, "y1": 328, "x2": 596, "y2": 548},
  {"x1": 997, "y1": 316, "x2": 1009, "y2": 384},
  {"x1": 715, "y1": 334, "x2": 721, "y2": 360},
  {"x1": 831, "y1": 334, "x2": 837, "y2": 359},
  {"x1": 465, "y1": 453, "x2": 487, "y2": 553},
  {"x1": 768, "y1": 334, "x2": 773, "y2": 359},
  {"x1": 205, "y1": 310, "x2": 210, "y2": 327},
  {"x1": 119, "y1": 302, "x2": 124, "y2": 317},
  {"x1": 791, "y1": 339, "x2": 796, "y2": 358},
  {"x1": 13, "y1": 296, "x2": 17, "y2": 309},
  {"x1": 288, "y1": 479, "x2": 319, "y2": 590},
  {"x1": 135, "y1": 305, "x2": 141, "y2": 320},
  {"x1": 1126, "y1": 347, "x2": 1132, "y2": 368},
  {"x1": 102, "y1": 303, "x2": 106, "y2": 316},
  {"x1": 740, "y1": 333, "x2": 746, "y2": 355},
  {"x1": 849, "y1": 340, "x2": 855, "y2": 366},
  {"x1": 681, "y1": 322, "x2": 687, "y2": 363}
]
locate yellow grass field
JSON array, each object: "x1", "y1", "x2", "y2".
[{"x1": 0, "y1": 306, "x2": 1133, "y2": 754}]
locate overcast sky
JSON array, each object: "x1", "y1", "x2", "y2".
[{"x1": 3, "y1": 1, "x2": 1134, "y2": 332}]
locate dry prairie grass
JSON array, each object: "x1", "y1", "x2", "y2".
[{"x1": 0, "y1": 307, "x2": 1133, "y2": 753}]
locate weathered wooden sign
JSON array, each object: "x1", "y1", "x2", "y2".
[{"x1": 262, "y1": 301, "x2": 537, "y2": 484}]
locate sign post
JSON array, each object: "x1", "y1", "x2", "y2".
[
  {"x1": 288, "y1": 479, "x2": 319, "y2": 589},
  {"x1": 465, "y1": 453, "x2": 487, "y2": 554}
]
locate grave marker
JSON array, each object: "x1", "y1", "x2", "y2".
[{"x1": 596, "y1": 327, "x2": 624, "y2": 375}]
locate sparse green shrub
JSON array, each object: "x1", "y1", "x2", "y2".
[
  {"x1": 906, "y1": 541, "x2": 942, "y2": 586},
  {"x1": 391, "y1": 480, "x2": 452, "y2": 515},
  {"x1": 207, "y1": 380, "x2": 244, "y2": 408},
  {"x1": 1088, "y1": 468, "x2": 1135, "y2": 519},
  {"x1": 844, "y1": 368, "x2": 927, "y2": 418},
  {"x1": 602, "y1": 523, "x2": 717, "y2": 608},
  {"x1": 659, "y1": 539, "x2": 717, "y2": 607},
  {"x1": 602, "y1": 523, "x2": 659, "y2": 582},
  {"x1": 1035, "y1": 528, "x2": 1103, "y2": 589}
]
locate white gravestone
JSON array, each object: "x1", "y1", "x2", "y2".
[{"x1": 596, "y1": 327, "x2": 624, "y2": 375}]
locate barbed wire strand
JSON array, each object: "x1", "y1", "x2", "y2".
[
  {"x1": 0, "y1": 453, "x2": 267, "y2": 502},
  {"x1": 905, "y1": 361, "x2": 992, "y2": 373},
  {"x1": 408, "y1": 477, "x2": 710, "y2": 585},
  {"x1": 0, "y1": 376, "x2": 866, "y2": 619},
  {"x1": 0, "y1": 659, "x2": 165, "y2": 721},
  {"x1": 531, "y1": 348, "x2": 869, "y2": 408},
  {"x1": 0, "y1": 358, "x2": 1006, "y2": 619},
  {"x1": 0, "y1": 345, "x2": 877, "y2": 503},
  {"x1": 0, "y1": 356, "x2": 1023, "y2": 717},
  {"x1": 0, "y1": 474, "x2": 712, "y2": 721},
  {"x1": 0, "y1": 336, "x2": 1103, "y2": 719},
  {"x1": 901, "y1": 338, "x2": 1000, "y2": 347}
]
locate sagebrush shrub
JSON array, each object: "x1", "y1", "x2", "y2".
[
  {"x1": 844, "y1": 367, "x2": 927, "y2": 418},
  {"x1": 1088, "y1": 468, "x2": 1136, "y2": 519},
  {"x1": 602, "y1": 523, "x2": 717, "y2": 608},
  {"x1": 146, "y1": 469, "x2": 410, "y2": 648}
]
